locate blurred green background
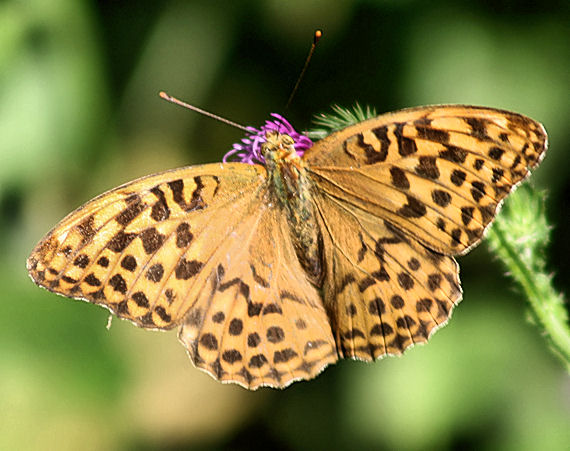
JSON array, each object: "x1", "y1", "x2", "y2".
[{"x1": 2, "y1": 1, "x2": 569, "y2": 450}]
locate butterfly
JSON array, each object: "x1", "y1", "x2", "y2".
[{"x1": 27, "y1": 104, "x2": 547, "y2": 389}]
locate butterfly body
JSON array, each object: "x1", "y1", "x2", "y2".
[
  {"x1": 264, "y1": 131, "x2": 323, "y2": 284},
  {"x1": 27, "y1": 105, "x2": 547, "y2": 389}
]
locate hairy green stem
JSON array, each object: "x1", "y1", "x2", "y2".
[{"x1": 486, "y1": 188, "x2": 570, "y2": 370}]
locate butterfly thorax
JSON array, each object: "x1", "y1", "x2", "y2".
[{"x1": 262, "y1": 131, "x2": 323, "y2": 285}]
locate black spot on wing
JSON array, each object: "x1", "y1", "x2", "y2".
[
  {"x1": 394, "y1": 123, "x2": 418, "y2": 156},
  {"x1": 397, "y1": 195, "x2": 427, "y2": 218},
  {"x1": 116, "y1": 195, "x2": 145, "y2": 226},
  {"x1": 390, "y1": 167, "x2": 410, "y2": 189},
  {"x1": 439, "y1": 145, "x2": 467, "y2": 163},
  {"x1": 416, "y1": 125, "x2": 450, "y2": 143},
  {"x1": 150, "y1": 187, "x2": 170, "y2": 221}
]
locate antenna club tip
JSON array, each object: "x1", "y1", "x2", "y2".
[
  {"x1": 314, "y1": 29, "x2": 323, "y2": 42},
  {"x1": 159, "y1": 91, "x2": 168, "y2": 99}
]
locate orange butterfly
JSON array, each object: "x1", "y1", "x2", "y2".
[{"x1": 27, "y1": 104, "x2": 547, "y2": 389}]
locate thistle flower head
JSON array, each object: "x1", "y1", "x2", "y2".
[{"x1": 223, "y1": 113, "x2": 313, "y2": 164}]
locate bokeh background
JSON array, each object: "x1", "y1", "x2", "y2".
[{"x1": 2, "y1": 1, "x2": 569, "y2": 450}]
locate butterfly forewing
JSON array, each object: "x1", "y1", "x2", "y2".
[
  {"x1": 304, "y1": 105, "x2": 547, "y2": 255},
  {"x1": 27, "y1": 163, "x2": 266, "y2": 328}
]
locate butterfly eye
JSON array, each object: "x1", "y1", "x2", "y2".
[{"x1": 281, "y1": 135, "x2": 295, "y2": 146}]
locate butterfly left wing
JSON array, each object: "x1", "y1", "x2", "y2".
[{"x1": 27, "y1": 162, "x2": 337, "y2": 389}]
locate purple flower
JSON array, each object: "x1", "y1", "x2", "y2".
[{"x1": 223, "y1": 113, "x2": 313, "y2": 164}]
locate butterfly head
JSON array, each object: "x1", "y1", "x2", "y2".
[
  {"x1": 223, "y1": 113, "x2": 313, "y2": 165},
  {"x1": 261, "y1": 131, "x2": 298, "y2": 164}
]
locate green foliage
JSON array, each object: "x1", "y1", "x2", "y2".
[{"x1": 308, "y1": 103, "x2": 377, "y2": 138}]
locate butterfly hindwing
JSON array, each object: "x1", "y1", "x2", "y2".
[
  {"x1": 178, "y1": 204, "x2": 337, "y2": 389},
  {"x1": 313, "y1": 190, "x2": 461, "y2": 360}
]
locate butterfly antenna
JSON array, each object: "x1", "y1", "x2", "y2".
[
  {"x1": 159, "y1": 91, "x2": 249, "y2": 132},
  {"x1": 285, "y1": 29, "x2": 322, "y2": 110}
]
